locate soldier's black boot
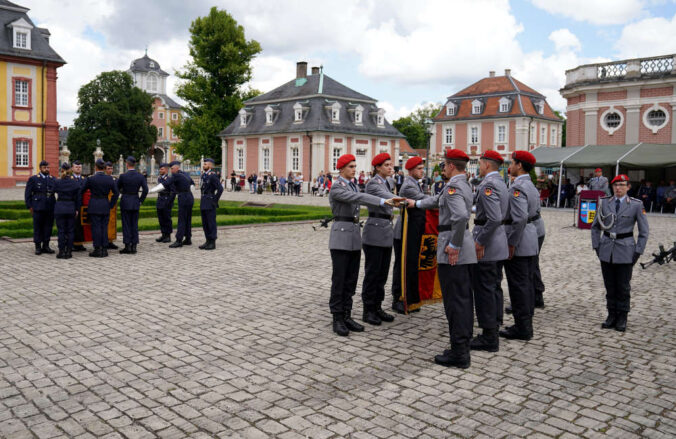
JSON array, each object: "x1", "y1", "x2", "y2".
[
  {"x1": 101, "y1": 248, "x2": 109, "y2": 257},
  {"x1": 131, "y1": 244, "x2": 137, "y2": 254},
  {"x1": 42, "y1": 242, "x2": 55, "y2": 254},
  {"x1": 434, "y1": 343, "x2": 470, "y2": 369},
  {"x1": 614, "y1": 312, "x2": 628, "y2": 332},
  {"x1": 155, "y1": 234, "x2": 166, "y2": 242},
  {"x1": 199, "y1": 241, "x2": 207, "y2": 249},
  {"x1": 72, "y1": 244, "x2": 86, "y2": 252},
  {"x1": 505, "y1": 305, "x2": 513, "y2": 314},
  {"x1": 107, "y1": 242, "x2": 118, "y2": 250},
  {"x1": 65, "y1": 248, "x2": 72, "y2": 259},
  {"x1": 535, "y1": 292, "x2": 545, "y2": 309},
  {"x1": 392, "y1": 300, "x2": 406, "y2": 314},
  {"x1": 161, "y1": 234, "x2": 172, "y2": 243},
  {"x1": 120, "y1": 244, "x2": 132, "y2": 254},
  {"x1": 182, "y1": 238, "x2": 192, "y2": 246},
  {"x1": 332, "y1": 314, "x2": 349, "y2": 337},
  {"x1": 344, "y1": 312, "x2": 365, "y2": 332},
  {"x1": 56, "y1": 248, "x2": 66, "y2": 259},
  {"x1": 169, "y1": 240, "x2": 183, "y2": 248},
  {"x1": 601, "y1": 311, "x2": 617, "y2": 329},
  {"x1": 34, "y1": 243, "x2": 42, "y2": 255},
  {"x1": 362, "y1": 309, "x2": 382, "y2": 326},
  {"x1": 470, "y1": 327, "x2": 499, "y2": 352},
  {"x1": 89, "y1": 247, "x2": 102, "y2": 257},
  {"x1": 376, "y1": 309, "x2": 394, "y2": 322},
  {"x1": 500, "y1": 319, "x2": 533, "y2": 341},
  {"x1": 203, "y1": 240, "x2": 216, "y2": 250}
]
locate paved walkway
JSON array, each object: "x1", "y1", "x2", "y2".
[{"x1": 0, "y1": 211, "x2": 674, "y2": 438}]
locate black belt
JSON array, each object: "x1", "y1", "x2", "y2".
[
  {"x1": 368, "y1": 213, "x2": 393, "y2": 220},
  {"x1": 528, "y1": 213, "x2": 541, "y2": 223},
  {"x1": 91, "y1": 195, "x2": 108, "y2": 199},
  {"x1": 121, "y1": 192, "x2": 138, "y2": 195},
  {"x1": 158, "y1": 193, "x2": 172, "y2": 197},
  {"x1": 57, "y1": 197, "x2": 75, "y2": 202},
  {"x1": 474, "y1": 219, "x2": 486, "y2": 226},
  {"x1": 502, "y1": 215, "x2": 540, "y2": 225},
  {"x1": 335, "y1": 216, "x2": 359, "y2": 223},
  {"x1": 438, "y1": 223, "x2": 469, "y2": 232},
  {"x1": 604, "y1": 231, "x2": 633, "y2": 239}
]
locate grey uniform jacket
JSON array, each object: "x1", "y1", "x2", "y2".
[
  {"x1": 591, "y1": 196, "x2": 649, "y2": 264},
  {"x1": 418, "y1": 174, "x2": 477, "y2": 266},
  {"x1": 534, "y1": 204, "x2": 545, "y2": 238},
  {"x1": 589, "y1": 176, "x2": 609, "y2": 194},
  {"x1": 394, "y1": 175, "x2": 428, "y2": 239},
  {"x1": 472, "y1": 172, "x2": 509, "y2": 262},
  {"x1": 362, "y1": 174, "x2": 394, "y2": 247},
  {"x1": 328, "y1": 178, "x2": 384, "y2": 251},
  {"x1": 506, "y1": 175, "x2": 539, "y2": 257}
]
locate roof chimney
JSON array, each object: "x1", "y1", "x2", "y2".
[
  {"x1": 311, "y1": 66, "x2": 319, "y2": 75},
  {"x1": 489, "y1": 71, "x2": 495, "y2": 77},
  {"x1": 504, "y1": 69, "x2": 511, "y2": 77},
  {"x1": 296, "y1": 61, "x2": 308, "y2": 79}
]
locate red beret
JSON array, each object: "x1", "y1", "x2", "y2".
[
  {"x1": 480, "y1": 150, "x2": 504, "y2": 163},
  {"x1": 511, "y1": 150, "x2": 536, "y2": 165},
  {"x1": 405, "y1": 156, "x2": 423, "y2": 170},
  {"x1": 445, "y1": 148, "x2": 469, "y2": 161},
  {"x1": 611, "y1": 174, "x2": 630, "y2": 184},
  {"x1": 372, "y1": 152, "x2": 391, "y2": 166},
  {"x1": 336, "y1": 154, "x2": 356, "y2": 170}
]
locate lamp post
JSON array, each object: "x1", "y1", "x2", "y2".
[{"x1": 423, "y1": 118, "x2": 433, "y2": 180}]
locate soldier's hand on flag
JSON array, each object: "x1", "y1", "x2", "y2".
[
  {"x1": 386, "y1": 197, "x2": 406, "y2": 207},
  {"x1": 445, "y1": 245, "x2": 460, "y2": 265},
  {"x1": 475, "y1": 242, "x2": 485, "y2": 260}
]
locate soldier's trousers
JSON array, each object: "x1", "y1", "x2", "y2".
[
  {"x1": 438, "y1": 264, "x2": 474, "y2": 347},
  {"x1": 600, "y1": 262, "x2": 633, "y2": 313},
  {"x1": 391, "y1": 238, "x2": 402, "y2": 302},
  {"x1": 201, "y1": 209, "x2": 217, "y2": 240},
  {"x1": 121, "y1": 209, "x2": 140, "y2": 244},
  {"x1": 55, "y1": 214, "x2": 75, "y2": 250},
  {"x1": 329, "y1": 249, "x2": 361, "y2": 315},
  {"x1": 362, "y1": 244, "x2": 392, "y2": 311},
  {"x1": 90, "y1": 213, "x2": 109, "y2": 249},
  {"x1": 505, "y1": 256, "x2": 535, "y2": 324},
  {"x1": 495, "y1": 260, "x2": 505, "y2": 325},
  {"x1": 32, "y1": 209, "x2": 54, "y2": 244},
  {"x1": 471, "y1": 261, "x2": 501, "y2": 329},
  {"x1": 74, "y1": 213, "x2": 85, "y2": 244},
  {"x1": 176, "y1": 205, "x2": 193, "y2": 241},
  {"x1": 157, "y1": 207, "x2": 173, "y2": 235},
  {"x1": 532, "y1": 235, "x2": 545, "y2": 299}
]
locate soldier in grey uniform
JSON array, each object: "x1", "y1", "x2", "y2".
[
  {"x1": 591, "y1": 174, "x2": 649, "y2": 332},
  {"x1": 500, "y1": 151, "x2": 540, "y2": 341},
  {"x1": 589, "y1": 168, "x2": 609, "y2": 195},
  {"x1": 532, "y1": 206, "x2": 546, "y2": 308},
  {"x1": 361, "y1": 153, "x2": 397, "y2": 325},
  {"x1": 328, "y1": 154, "x2": 402, "y2": 337},
  {"x1": 470, "y1": 150, "x2": 509, "y2": 352},
  {"x1": 391, "y1": 156, "x2": 429, "y2": 314},
  {"x1": 414, "y1": 149, "x2": 477, "y2": 369}
]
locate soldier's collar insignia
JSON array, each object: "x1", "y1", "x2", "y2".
[
  {"x1": 513, "y1": 190, "x2": 520, "y2": 197},
  {"x1": 447, "y1": 187, "x2": 456, "y2": 195},
  {"x1": 484, "y1": 188, "x2": 492, "y2": 196}
]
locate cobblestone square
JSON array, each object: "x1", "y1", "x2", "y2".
[{"x1": 1, "y1": 208, "x2": 675, "y2": 438}]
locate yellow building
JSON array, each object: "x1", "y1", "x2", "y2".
[{"x1": 0, "y1": 0, "x2": 65, "y2": 187}]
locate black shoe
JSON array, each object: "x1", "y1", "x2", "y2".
[
  {"x1": 156, "y1": 234, "x2": 167, "y2": 242},
  {"x1": 362, "y1": 310, "x2": 382, "y2": 326},
  {"x1": 376, "y1": 309, "x2": 394, "y2": 322},
  {"x1": 499, "y1": 324, "x2": 532, "y2": 341},
  {"x1": 535, "y1": 293, "x2": 545, "y2": 309},
  {"x1": 161, "y1": 235, "x2": 172, "y2": 243},
  {"x1": 41, "y1": 243, "x2": 55, "y2": 254},
  {"x1": 332, "y1": 315, "x2": 349, "y2": 337},
  {"x1": 614, "y1": 313, "x2": 627, "y2": 332},
  {"x1": 120, "y1": 244, "x2": 133, "y2": 254},
  {"x1": 65, "y1": 248, "x2": 72, "y2": 259},
  {"x1": 169, "y1": 240, "x2": 183, "y2": 248},
  {"x1": 505, "y1": 305, "x2": 513, "y2": 314},
  {"x1": 203, "y1": 240, "x2": 215, "y2": 250},
  {"x1": 89, "y1": 247, "x2": 102, "y2": 257},
  {"x1": 470, "y1": 328, "x2": 499, "y2": 352},
  {"x1": 34, "y1": 243, "x2": 42, "y2": 255},
  {"x1": 392, "y1": 301, "x2": 406, "y2": 314},
  {"x1": 199, "y1": 241, "x2": 207, "y2": 249},
  {"x1": 601, "y1": 312, "x2": 617, "y2": 329},
  {"x1": 72, "y1": 244, "x2": 86, "y2": 252},
  {"x1": 107, "y1": 242, "x2": 118, "y2": 250},
  {"x1": 182, "y1": 238, "x2": 192, "y2": 246},
  {"x1": 131, "y1": 244, "x2": 137, "y2": 254},
  {"x1": 344, "y1": 314, "x2": 365, "y2": 332},
  {"x1": 56, "y1": 249, "x2": 66, "y2": 259},
  {"x1": 101, "y1": 248, "x2": 108, "y2": 257},
  {"x1": 434, "y1": 345, "x2": 470, "y2": 369}
]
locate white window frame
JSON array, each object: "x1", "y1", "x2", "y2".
[
  {"x1": 471, "y1": 99, "x2": 482, "y2": 115},
  {"x1": 265, "y1": 105, "x2": 274, "y2": 125},
  {"x1": 293, "y1": 102, "x2": 303, "y2": 122},
  {"x1": 239, "y1": 109, "x2": 247, "y2": 127},
  {"x1": 14, "y1": 79, "x2": 29, "y2": 107},
  {"x1": 446, "y1": 103, "x2": 456, "y2": 116},
  {"x1": 288, "y1": 137, "x2": 303, "y2": 173},
  {"x1": 376, "y1": 108, "x2": 385, "y2": 127},
  {"x1": 642, "y1": 103, "x2": 670, "y2": 134},
  {"x1": 172, "y1": 113, "x2": 178, "y2": 121},
  {"x1": 235, "y1": 146, "x2": 246, "y2": 171},
  {"x1": 158, "y1": 111, "x2": 164, "y2": 119},
  {"x1": 15, "y1": 140, "x2": 29, "y2": 167},
  {"x1": 470, "y1": 125, "x2": 479, "y2": 144},
  {"x1": 332, "y1": 147, "x2": 343, "y2": 172},
  {"x1": 600, "y1": 107, "x2": 624, "y2": 135},
  {"x1": 355, "y1": 104, "x2": 363, "y2": 124},
  {"x1": 158, "y1": 127, "x2": 164, "y2": 138},
  {"x1": 11, "y1": 19, "x2": 32, "y2": 50},
  {"x1": 15, "y1": 31, "x2": 28, "y2": 49},
  {"x1": 331, "y1": 102, "x2": 341, "y2": 123},
  {"x1": 443, "y1": 125, "x2": 454, "y2": 145},
  {"x1": 497, "y1": 124, "x2": 506, "y2": 143},
  {"x1": 540, "y1": 126, "x2": 546, "y2": 144},
  {"x1": 529, "y1": 124, "x2": 536, "y2": 143},
  {"x1": 499, "y1": 97, "x2": 510, "y2": 113},
  {"x1": 259, "y1": 138, "x2": 273, "y2": 172},
  {"x1": 550, "y1": 126, "x2": 557, "y2": 146},
  {"x1": 147, "y1": 74, "x2": 157, "y2": 92}
]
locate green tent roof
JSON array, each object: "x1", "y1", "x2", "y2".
[
  {"x1": 531, "y1": 144, "x2": 676, "y2": 168},
  {"x1": 619, "y1": 143, "x2": 676, "y2": 168},
  {"x1": 531, "y1": 146, "x2": 585, "y2": 167}
]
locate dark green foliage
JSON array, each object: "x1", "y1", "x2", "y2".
[{"x1": 392, "y1": 104, "x2": 443, "y2": 149}]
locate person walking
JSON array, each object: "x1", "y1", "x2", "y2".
[{"x1": 117, "y1": 156, "x2": 148, "y2": 254}]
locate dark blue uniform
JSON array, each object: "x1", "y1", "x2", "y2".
[
  {"x1": 24, "y1": 173, "x2": 56, "y2": 247},
  {"x1": 117, "y1": 170, "x2": 148, "y2": 245},
  {"x1": 156, "y1": 173, "x2": 175, "y2": 236},
  {"x1": 53, "y1": 177, "x2": 81, "y2": 252},
  {"x1": 82, "y1": 172, "x2": 119, "y2": 249},
  {"x1": 200, "y1": 170, "x2": 223, "y2": 241},
  {"x1": 72, "y1": 174, "x2": 87, "y2": 247},
  {"x1": 164, "y1": 171, "x2": 194, "y2": 242}
]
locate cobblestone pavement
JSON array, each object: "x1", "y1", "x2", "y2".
[{"x1": 0, "y1": 211, "x2": 674, "y2": 439}]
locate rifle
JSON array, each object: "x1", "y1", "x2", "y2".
[
  {"x1": 312, "y1": 217, "x2": 334, "y2": 231},
  {"x1": 640, "y1": 241, "x2": 676, "y2": 269}
]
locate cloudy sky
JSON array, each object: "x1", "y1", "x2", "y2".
[{"x1": 22, "y1": 0, "x2": 676, "y2": 126}]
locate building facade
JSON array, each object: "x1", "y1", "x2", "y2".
[
  {"x1": 561, "y1": 54, "x2": 676, "y2": 146},
  {"x1": 0, "y1": 0, "x2": 65, "y2": 187},
  {"x1": 218, "y1": 62, "x2": 405, "y2": 178},
  {"x1": 127, "y1": 53, "x2": 182, "y2": 164},
  {"x1": 432, "y1": 70, "x2": 563, "y2": 166}
]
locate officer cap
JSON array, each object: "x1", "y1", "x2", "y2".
[
  {"x1": 336, "y1": 154, "x2": 356, "y2": 170},
  {"x1": 105, "y1": 161, "x2": 113, "y2": 167},
  {"x1": 480, "y1": 150, "x2": 504, "y2": 164},
  {"x1": 405, "y1": 156, "x2": 423, "y2": 170},
  {"x1": 159, "y1": 163, "x2": 169, "y2": 168},
  {"x1": 39, "y1": 160, "x2": 49, "y2": 167},
  {"x1": 204, "y1": 158, "x2": 215, "y2": 164},
  {"x1": 95, "y1": 158, "x2": 105, "y2": 167},
  {"x1": 611, "y1": 174, "x2": 630, "y2": 184},
  {"x1": 61, "y1": 162, "x2": 71, "y2": 170},
  {"x1": 72, "y1": 160, "x2": 82, "y2": 165},
  {"x1": 511, "y1": 150, "x2": 536, "y2": 166},
  {"x1": 126, "y1": 156, "x2": 136, "y2": 164},
  {"x1": 445, "y1": 148, "x2": 470, "y2": 161},
  {"x1": 169, "y1": 160, "x2": 181, "y2": 167},
  {"x1": 371, "y1": 153, "x2": 391, "y2": 167}
]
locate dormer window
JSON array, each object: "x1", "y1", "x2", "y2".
[
  {"x1": 265, "y1": 105, "x2": 274, "y2": 125},
  {"x1": 10, "y1": 18, "x2": 33, "y2": 50},
  {"x1": 239, "y1": 108, "x2": 248, "y2": 127},
  {"x1": 535, "y1": 100, "x2": 545, "y2": 115},
  {"x1": 446, "y1": 103, "x2": 457, "y2": 116},
  {"x1": 331, "y1": 102, "x2": 341, "y2": 123},
  {"x1": 354, "y1": 105, "x2": 363, "y2": 124},
  {"x1": 471, "y1": 99, "x2": 482, "y2": 115},
  {"x1": 376, "y1": 108, "x2": 385, "y2": 127},
  {"x1": 499, "y1": 97, "x2": 510, "y2": 113},
  {"x1": 293, "y1": 102, "x2": 303, "y2": 122},
  {"x1": 149, "y1": 61, "x2": 155, "y2": 68},
  {"x1": 15, "y1": 31, "x2": 27, "y2": 48}
]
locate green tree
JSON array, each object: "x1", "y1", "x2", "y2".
[
  {"x1": 67, "y1": 71, "x2": 157, "y2": 164},
  {"x1": 392, "y1": 103, "x2": 443, "y2": 149},
  {"x1": 554, "y1": 110, "x2": 566, "y2": 146},
  {"x1": 174, "y1": 7, "x2": 262, "y2": 162}
]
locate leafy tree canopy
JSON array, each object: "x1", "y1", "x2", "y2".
[
  {"x1": 554, "y1": 110, "x2": 566, "y2": 147},
  {"x1": 392, "y1": 103, "x2": 443, "y2": 150}
]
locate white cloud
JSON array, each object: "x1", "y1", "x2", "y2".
[
  {"x1": 615, "y1": 14, "x2": 676, "y2": 58},
  {"x1": 549, "y1": 29, "x2": 582, "y2": 53},
  {"x1": 530, "y1": 0, "x2": 646, "y2": 25}
]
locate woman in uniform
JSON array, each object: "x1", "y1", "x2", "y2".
[
  {"x1": 328, "y1": 154, "x2": 402, "y2": 336},
  {"x1": 53, "y1": 163, "x2": 82, "y2": 259}
]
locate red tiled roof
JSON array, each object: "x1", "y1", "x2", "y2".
[
  {"x1": 399, "y1": 138, "x2": 416, "y2": 154},
  {"x1": 453, "y1": 76, "x2": 517, "y2": 97}
]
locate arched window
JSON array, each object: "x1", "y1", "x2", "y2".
[{"x1": 147, "y1": 74, "x2": 157, "y2": 92}]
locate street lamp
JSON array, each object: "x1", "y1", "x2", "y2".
[{"x1": 423, "y1": 118, "x2": 433, "y2": 179}]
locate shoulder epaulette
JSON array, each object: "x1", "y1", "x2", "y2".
[{"x1": 629, "y1": 197, "x2": 642, "y2": 202}]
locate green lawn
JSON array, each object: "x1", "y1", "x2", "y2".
[{"x1": 0, "y1": 200, "x2": 337, "y2": 239}]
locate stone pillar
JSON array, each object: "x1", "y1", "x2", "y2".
[
  {"x1": 139, "y1": 155, "x2": 147, "y2": 174},
  {"x1": 200, "y1": 155, "x2": 204, "y2": 170},
  {"x1": 59, "y1": 146, "x2": 70, "y2": 165},
  {"x1": 584, "y1": 111, "x2": 598, "y2": 145},
  {"x1": 221, "y1": 139, "x2": 227, "y2": 189},
  {"x1": 625, "y1": 105, "x2": 641, "y2": 144},
  {"x1": 394, "y1": 139, "x2": 400, "y2": 168},
  {"x1": 118, "y1": 155, "x2": 124, "y2": 173},
  {"x1": 515, "y1": 118, "x2": 529, "y2": 150},
  {"x1": 311, "y1": 133, "x2": 325, "y2": 180},
  {"x1": 44, "y1": 66, "x2": 60, "y2": 168},
  {"x1": 150, "y1": 155, "x2": 156, "y2": 181},
  {"x1": 93, "y1": 146, "x2": 103, "y2": 162}
]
